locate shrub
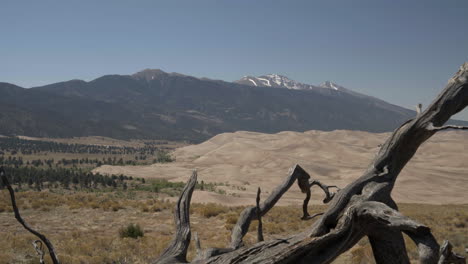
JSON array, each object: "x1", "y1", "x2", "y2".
[
  {"x1": 453, "y1": 220, "x2": 466, "y2": 228},
  {"x1": 152, "y1": 205, "x2": 164, "y2": 212},
  {"x1": 155, "y1": 151, "x2": 174, "y2": 163},
  {"x1": 111, "y1": 203, "x2": 124, "y2": 212},
  {"x1": 225, "y1": 213, "x2": 238, "y2": 225},
  {"x1": 224, "y1": 213, "x2": 239, "y2": 230},
  {"x1": 119, "y1": 223, "x2": 144, "y2": 239},
  {"x1": 89, "y1": 202, "x2": 100, "y2": 209},
  {"x1": 193, "y1": 203, "x2": 229, "y2": 218}
]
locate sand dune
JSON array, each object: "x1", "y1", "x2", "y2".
[{"x1": 94, "y1": 130, "x2": 468, "y2": 205}]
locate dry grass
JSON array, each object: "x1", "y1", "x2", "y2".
[{"x1": 0, "y1": 190, "x2": 466, "y2": 263}]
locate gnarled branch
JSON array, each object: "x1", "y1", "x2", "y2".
[
  {"x1": 194, "y1": 232, "x2": 202, "y2": 260},
  {"x1": 194, "y1": 164, "x2": 337, "y2": 258},
  {"x1": 153, "y1": 170, "x2": 197, "y2": 264},
  {"x1": 32, "y1": 240, "x2": 45, "y2": 264},
  {"x1": 427, "y1": 122, "x2": 468, "y2": 131},
  {"x1": 310, "y1": 62, "x2": 468, "y2": 238},
  {"x1": 301, "y1": 179, "x2": 339, "y2": 220},
  {"x1": 230, "y1": 164, "x2": 311, "y2": 249},
  {"x1": 256, "y1": 187, "x2": 264, "y2": 242},
  {"x1": 438, "y1": 240, "x2": 466, "y2": 264},
  {"x1": 0, "y1": 167, "x2": 60, "y2": 264}
]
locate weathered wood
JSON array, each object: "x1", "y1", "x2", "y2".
[
  {"x1": 32, "y1": 240, "x2": 46, "y2": 264},
  {"x1": 438, "y1": 240, "x2": 466, "y2": 264},
  {"x1": 427, "y1": 123, "x2": 468, "y2": 131},
  {"x1": 153, "y1": 171, "x2": 197, "y2": 264},
  {"x1": 230, "y1": 164, "x2": 310, "y2": 249},
  {"x1": 368, "y1": 230, "x2": 410, "y2": 264},
  {"x1": 191, "y1": 165, "x2": 337, "y2": 261},
  {"x1": 197, "y1": 201, "x2": 442, "y2": 264},
  {"x1": 194, "y1": 232, "x2": 202, "y2": 260},
  {"x1": 308, "y1": 62, "x2": 468, "y2": 239},
  {"x1": 367, "y1": 198, "x2": 411, "y2": 264},
  {"x1": 0, "y1": 167, "x2": 60, "y2": 264},
  {"x1": 301, "y1": 179, "x2": 339, "y2": 220},
  {"x1": 256, "y1": 187, "x2": 264, "y2": 242}
]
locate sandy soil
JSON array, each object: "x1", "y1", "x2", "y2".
[{"x1": 94, "y1": 130, "x2": 468, "y2": 205}]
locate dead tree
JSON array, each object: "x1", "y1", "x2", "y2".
[
  {"x1": 156, "y1": 63, "x2": 468, "y2": 264},
  {"x1": 0, "y1": 167, "x2": 60, "y2": 264},
  {"x1": 255, "y1": 187, "x2": 264, "y2": 243}
]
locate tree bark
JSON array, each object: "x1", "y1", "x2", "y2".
[
  {"x1": 153, "y1": 171, "x2": 197, "y2": 264},
  {"x1": 256, "y1": 187, "x2": 264, "y2": 242}
]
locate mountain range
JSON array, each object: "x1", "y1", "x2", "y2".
[{"x1": 0, "y1": 69, "x2": 462, "y2": 142}]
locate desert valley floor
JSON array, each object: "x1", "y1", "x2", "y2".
[{"x1": 95, "y1": 129, "x2": 468, "y2": 206}]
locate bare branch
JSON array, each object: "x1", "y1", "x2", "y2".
[
  {"x1": 194, "y1": 232, "x2": 202, "y2": 260},
  {"x1": 32, "y1": 240, "x2": 45, "y2": 264},
  {"x1": 153, "y1": 170, "x2": 197, "y2": 264},
  {"x1": 438, "y1": 240, "x2": 466, "y2": 264},
  {"x1": 0, "y1": 167, "x2": 60, "y2": 264},
  {"x1": 309, "y1": 180, "x2": 339, "y2": 204},
  {"x1": 202, "y1": 201, "x2": 444, "y2": 264},
  {"x1": 357, "y1": 201, "x2": 438, "y2": 263},
  {"x1": 427, "y1": 122, "x2": 468, "y2": 131},
  {"x1": 230, "y1": 164, "x2": 310, "y2": 249},
  {"x1": 300, "y1": 179, "x2": 339, "y2": 220},
  {"x1": 301, "y1": 187, "x2": 312, "y2": 220},
  {"x1": 301, "y1": 212, "x2": 324, "y2": 221},
  {"x1": 256, "y1": 187, "x2": 264, "y2": 242},
  {"x1": 416, "y1": 103, "x2": 423, "y2": 115},
  {"x1": 369, "y1": 230, "x2": 410, "y2": 264}
]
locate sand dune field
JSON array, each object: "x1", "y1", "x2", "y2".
[{"x1": 94, "y1": 130, "x2": 468, "y2": 205}]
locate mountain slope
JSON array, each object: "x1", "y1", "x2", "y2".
[{"x1": 0, "y1": 70, "x2": 450, "y2": 142}]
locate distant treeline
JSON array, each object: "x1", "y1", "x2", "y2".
[
  {"x1": 0, "y1": 137, "x2": 171, "y2": 156},
  {"x1": 0, "y1": 166, "x2": 229, "y2": 197},
  {"x1": 0, "y1": 166, "x2": 136, "y2": 191},
  {"x1": 0, "y1": 154, "x2": 172, "y2": 168}
]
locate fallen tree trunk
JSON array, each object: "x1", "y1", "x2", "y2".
[{"x1": 157, "y1": 63, "x2": 468, "y2": 264}]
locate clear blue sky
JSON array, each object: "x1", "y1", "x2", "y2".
[{"x1": 2, "y1": 0, "x2": 468, "y2": 119}]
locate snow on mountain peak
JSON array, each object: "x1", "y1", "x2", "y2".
[
  {"x1": 320, "y1": 81, "x2": 343, "y2": 91},
  {"x1": 259, "y1": 74, "x2": 304, "y2": 89},
  {"x1": 237, "y1": 74, "x2": 349, "y2": 92}
]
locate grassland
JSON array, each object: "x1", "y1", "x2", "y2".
[{"x1": 0, "y1": 189, "x2": 466, "y2": 264}]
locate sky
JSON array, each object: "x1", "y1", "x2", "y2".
[{"x1": 2, "y1": 0, "x2": 468, "y2": 120}]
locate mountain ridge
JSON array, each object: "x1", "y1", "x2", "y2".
[{"x1": 1, "y1": 69, "x2": 465, "y2": 142}]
